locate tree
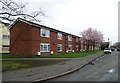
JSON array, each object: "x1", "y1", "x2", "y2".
[
  {"x1": 114, "y1": 42, "x2": 120, "y2": 48},
  {"x1": 0, "y1": 0, "x2": 45, "y2": 23},
  {"x1": 80, "y1": 28, "x2": 104, "y2": 51}
]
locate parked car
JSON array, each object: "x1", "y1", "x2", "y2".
[
  {"x1": 111, "y1": 48, "x2": 115, "y2": 51},
  {"x1": 117, "y1": 48, "x2": 120, "y2": 51},
  {"x1": 104, "y1": 48, "x2": 112, "y2": 54}
]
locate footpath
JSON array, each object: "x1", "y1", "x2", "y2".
[{"x1": 2, "y1": 52, "x2": 104, "y2": 82}]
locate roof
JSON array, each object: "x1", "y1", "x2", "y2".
[
  {"x1": 9, "y1": 18, "x2": 80, "y2": 38},
  {"x1": 0, "y1": 21, "x2": 10, "y2": 26}
]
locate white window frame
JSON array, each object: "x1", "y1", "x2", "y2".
[
  {"x1": 81, "y1": 44, "x2": 83, "y2": 49},
  {"x1": 76, "y1": 45, "x2": 79, "y2": 51},
  {"x1": 40, "y1": 28, "x2": 50, "y2": 38},
  {"x1": 81, "y1": 41, "x2": 83, "y2": 44},
  {"x1": 57, "y1": 44, "x2": 62, "y2": 52},
  {"x1": 68, "y1": 45, "x2": 72, "y2": 51},
  {"x1": 68, "y1": 35, "x2": 72, "y2": 41},
  {"x1": 40, "y1": 43, "x2": 50, "y2": 52},
  {"x1": 58, "y1": 32, "x2": 62, "y2": 40},
  {"x1": 2, "y1": 46, "x2": 9, "y2": 51}
]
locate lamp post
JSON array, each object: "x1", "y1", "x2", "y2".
[{"x1": 108, "y1": 38, "x2": 110, "y2": 48}]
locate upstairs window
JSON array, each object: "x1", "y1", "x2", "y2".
[
  {"x1": 2, "y1": 35, "x2": 10, "y2": 39},
  {"x1": 41, "y1": 28, "x2": 50, "y2": 37},
  {"x1": 68, "y1": 35, "x2": 72, "y2": 41},
  {"x1": 76, "y1": 37, "x2": 79, "y2": 42},
  {"x1": 58, "y1": 33, "x2": 62, "y2": 40}
]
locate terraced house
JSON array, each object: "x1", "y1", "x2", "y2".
[{"x1": 9, "y1": 18, "x2": 81, "y2": 57}]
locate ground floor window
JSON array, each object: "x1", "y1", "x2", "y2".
[
  {"x1": 76, "y1": 45, "x2": 79, "y2": 51},
  {"x1": 2, "y1": 45, "x2": 9, "y2": 52},
  {"x1": 68, "y1": 45, "x2": 72, "y2": 51},
  {"x1": 57, "y1": 44, "x2": 62, "y2": 52},
  {"x1": 40, "y1": 43, "x2": 50, "y2": 52}
]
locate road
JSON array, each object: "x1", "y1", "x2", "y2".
[{"x1": 49, "y1": 51, "x2": 119, "y2": 81}]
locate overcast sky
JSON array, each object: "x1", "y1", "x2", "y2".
[{"x1": 17, "y1": 0, "x2": 119, "y2": 44}]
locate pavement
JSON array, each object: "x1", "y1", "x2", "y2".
[
  {"x1": 50, "y1": 51, "x2": 118, "y2": 81},
  {"x1": 2, "y1": 52, "x2": 104, "y2": 82}
]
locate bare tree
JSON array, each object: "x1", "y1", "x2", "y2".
[{"x1": 0, "y1": 0, "x2": 45, "y2": 23}]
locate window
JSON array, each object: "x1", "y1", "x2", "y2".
[
  {"x1": 40, "y1": 43, "x2": 50, "y2": 52},
  {"x1": 76, "y1": 37, "x2": 79, "y2": 42},
  {"x1": 68, "y1": 35, "x2": 72, "y2": 41},
  {"x1": 68, "y1": 45, "x2": 72, "y2": 51},
  {"x1": 76, "y1": 45, "x2": 79, "y2": 51},
  {"x1": 2, "y1": 45, "x2": 9, "y2": 51},
  {"x1": 2, "y1": 35, "x2": 9, "y2": 39},
  {"x1": 81, "y1": 44, "x2": 83, "y2": 49},
  {"x1": 41, "y1": 28, "x2": 50, "y2": 37},
  {"x1": 58, "y1": 33, "x2": 62, "y2": 40},
  {"x1": 57, "y1": 44, "x2": 62, "y2": 52},
  {"x1": 81, "y1": 41, "x2": 83, "y2": 44}
]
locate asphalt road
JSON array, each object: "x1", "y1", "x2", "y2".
[{"x1": 49, "y1": 51, "x2": 119, "y2": 81}]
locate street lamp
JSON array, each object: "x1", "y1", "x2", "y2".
[
  {"x1": 108, "y1": 38, "x2": 110, "y2": 42},
  {"x1": 108, "y1": 38, "x2": 110, "y2": 47}
]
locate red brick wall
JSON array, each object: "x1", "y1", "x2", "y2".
[
  {"x1": 76, "y1": 37, "x2": 81, "y2": 52},
  {"x1": 62, "y1": 34, "x2": 66, "y2": 53},
  {"x1": 10, "y1": 21, "x2": 41, "y2": 57},
  {"x1": 72, "y1": 37, "x2": 76, "y2": 51},
  {"x1": 50, "y1": 31, "x2": 57, "y2": 54},
  {"x1": 65, "y1": 35, "x2": 68, "y2": 52},
  {"x1": 10, "y1": 22, "x2": 22, "y2": 55}
]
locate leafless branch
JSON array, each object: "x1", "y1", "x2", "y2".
[{"x1": 0, "y1": 0, "x2": 45, "y2": 23}]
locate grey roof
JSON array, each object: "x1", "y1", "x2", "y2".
[{"x1": 9, "y1": 18, "x2": 80, "y2": 38}]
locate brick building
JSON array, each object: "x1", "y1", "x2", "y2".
[{"x1": 9, "y1": 18, "x2": 81, "y2": 57}]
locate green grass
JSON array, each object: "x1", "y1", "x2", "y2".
[
  {"x1": 2, "y1": 60, "x2": 67, "y2": 72},
  {"x1": 34, "y1": 50, "x2": 102, "y2": 58},
  {"x1": 0, "y1": 53, "x2": 23, "y2": 58},
  {"x1": 1, "y1": 50, "x2": 102, "y2": 58},
  {"x1": 2, "y1": 61, "x2": 30, "y2": 72}
]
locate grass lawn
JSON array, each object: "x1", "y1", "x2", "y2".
[
  {"x1": 2, "y1": 60, "x2": 68, "y2": 72},
  {"x1": 1, "y1": 50, "x2": 102, "y2": 58},
  {"x1": 2, "y1": 61, "x2": 30, "y2": 72},
  {"x1": 0, "y1": 53, "x2": 23, "y2": 58},
  {"x1": 34, "y1": 50, "x2": 102, "y2": 58}
]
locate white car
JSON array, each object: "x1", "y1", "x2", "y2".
[{"x1": 104, "y1": 48, "x2": 112, "y2": 54}]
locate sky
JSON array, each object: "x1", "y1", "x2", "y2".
[{"x1": 16, "y1": 0, "x2": 119, "y2": 44}]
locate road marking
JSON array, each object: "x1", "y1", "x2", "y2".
[{"x1": 108, "y1": 68, "x2": 115, "y2": 73}]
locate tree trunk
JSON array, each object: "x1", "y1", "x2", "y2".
[
  {"x1": 93, "y1": 42, "x2": 95, "y2": 51},
  {"x1": 86, "y1": 40, "x2": 90, "y2": 52}
]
